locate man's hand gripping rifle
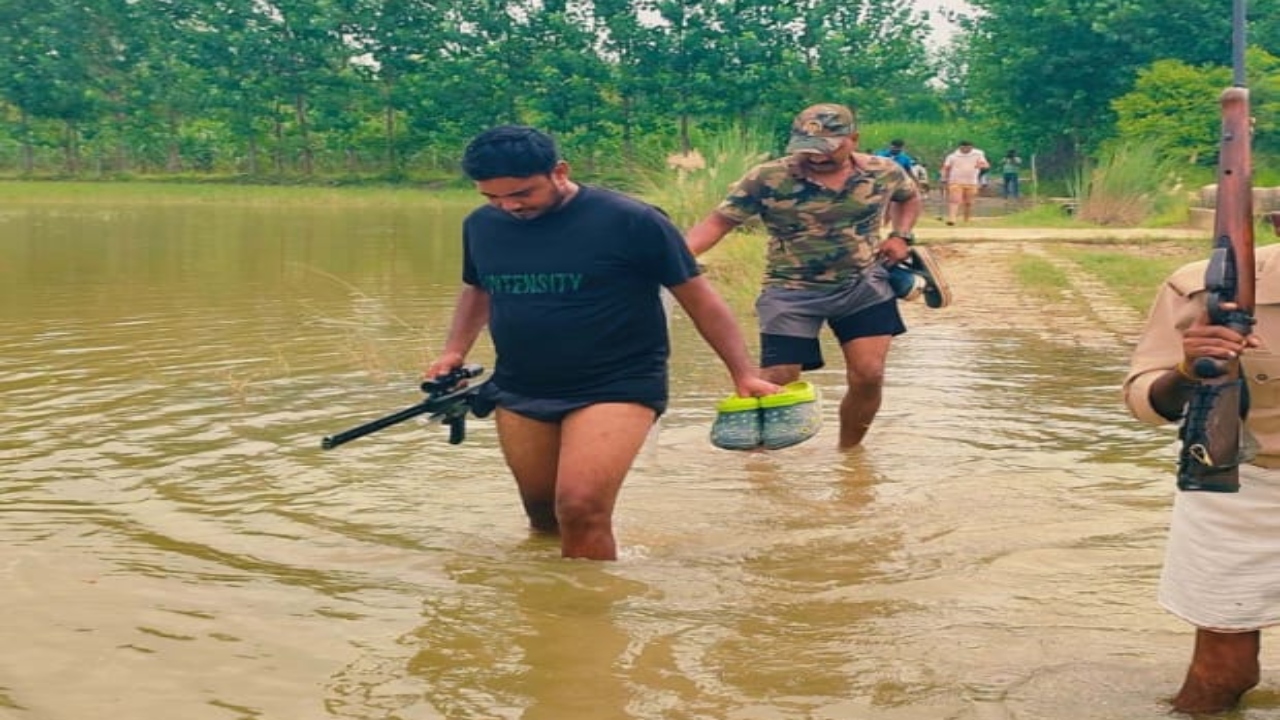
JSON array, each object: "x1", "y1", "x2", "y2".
[
  {"x1": 1176, "y1": 6, "x2": 1278, "y2": 492},
  {"x1": 321, "y1": 364, "x2": 492, "y2": 450}
]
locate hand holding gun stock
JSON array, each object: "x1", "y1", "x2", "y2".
[
  {"x1": 1176, "y1": 5, "x2": 1257, "y2": 493},
  {"x1": 321, "y1": 364, "x2": 491, "y2": 450}
]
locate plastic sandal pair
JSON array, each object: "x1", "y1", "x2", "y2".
[{"x1": 710, "y1": 381, "x2": 822, "y2": 451}]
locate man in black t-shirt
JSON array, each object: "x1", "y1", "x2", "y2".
[{"x1": 426, "y1": 125, "x2": 778, "y2": 561}]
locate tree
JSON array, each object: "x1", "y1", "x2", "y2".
[
  {"x1": 1114, "y1": 48, "x2": 1280, "y2": 170},
  {"x1": 0, "y1": 0, "x2": 116, "y2": 172},
  {"x1": 960, "y1": 0, "x2": 1280, "y2": 173},
  {"x1": 1112, "y1": 60, "x2": 1229, "y2": 166}
]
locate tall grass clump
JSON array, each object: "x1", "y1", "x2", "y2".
[
  {"x1": 1070, "y1": 143, "x2": 1179, "y2": 226},
  {"x1": 635, "y1": 125, "x2": 776, "y2": 229}
]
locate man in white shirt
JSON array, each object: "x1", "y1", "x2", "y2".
[{"x1": 940, "y1": 140, "x2": 989, "y2": 225}]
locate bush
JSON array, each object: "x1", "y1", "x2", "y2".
[{"x1": 1071, "y1": 143, "x2": 1178, "y2": 226}]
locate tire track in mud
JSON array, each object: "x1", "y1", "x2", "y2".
[{"x1": 908, "y1": 241, "x2": 1147, "y2": 351}]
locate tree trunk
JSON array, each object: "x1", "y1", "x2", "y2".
[
  {"x1": 63, "y1": 121, "x2": 80, "y2": 174},
  {"x1": 246, "y1": 134, "x2": 259, "y2": 175},
  {"x1": 273, "y1": 101, "x2": 284, "y2": 174},
  {"x1": 295, "y1": 93, "x2": 313, "y2": 175},
  {"x1": 621, "y1": 94, "x2": 634, "y2": 163},
  {"x1": 19, "y1": 109, "x2": 33, "y2": 175},
  {"x1": 383, "y1": 80, "x2": 397, "y2": 173},
  {"x1": 166, "y1": 109, "x2": 182, "y2": 173}
]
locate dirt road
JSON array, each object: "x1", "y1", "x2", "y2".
[{"x1": 908, "y1": 226, "x2": 1204, "y2": 349}]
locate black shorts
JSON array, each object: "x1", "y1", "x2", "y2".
[
  {"x1": 483, "y1": 383, "x2": 665, "y2": 422},
  {"x1": 760, "y1": 298, "x2": 905, "y2": 371}
]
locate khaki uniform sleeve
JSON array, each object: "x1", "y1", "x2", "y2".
[{"x1": 1123, "y1": 266, "x2": 1205, "y2": 425}]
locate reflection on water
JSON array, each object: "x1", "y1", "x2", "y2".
[{"x1": 4, "y1": 200, "x2": 1280, "y2": 719}]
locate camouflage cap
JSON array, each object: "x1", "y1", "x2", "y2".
[{"x1": 786, "y1": 103, "x2": 856, "y2": 155}]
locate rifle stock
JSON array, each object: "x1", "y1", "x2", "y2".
[
  {"x1": 1176, "y1": 81, "x2": 1256, "y2": 493},
  {"x1": 321, "y1": 364, "x2": 492, "y2": 450}
]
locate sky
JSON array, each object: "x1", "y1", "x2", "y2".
[{"x1": 917, "y1": 0, "x2": 973, "y2": 44}]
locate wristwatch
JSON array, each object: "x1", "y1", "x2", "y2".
[{"x1": 888, "y1": 231, "x2": 915, "y2": 245}]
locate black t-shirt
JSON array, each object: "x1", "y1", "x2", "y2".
[{"x1": 461, "y1": 185, "x2": 699, "y2": 402}]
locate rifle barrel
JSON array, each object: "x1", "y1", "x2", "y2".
[
  {"x1": 321, "y1": 401, "x2": 434, "y2": 450},
  {"x1": 1232, "y1": 0, "x2": 1247, "y2": 87}
]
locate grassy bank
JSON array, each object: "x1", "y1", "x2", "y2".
[
  {"x1": 1058, "y1": 244, "x2": 1206, "y2": 313},
  {"x1": 0, "y1": 178, "x2": 1246, "y2": 323},
  {"x1": 0, "y1": 180, "x2": 477, "y2": 207}
]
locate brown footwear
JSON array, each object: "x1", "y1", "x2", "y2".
[{"x1": 907, "y1": 247, "x2": 952, "y2": 308}]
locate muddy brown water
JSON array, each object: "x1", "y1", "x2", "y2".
[{"x1": 3, "y1": 201, "x2": 1278, "y2": 719}]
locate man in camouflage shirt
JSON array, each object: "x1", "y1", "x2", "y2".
[{"x1": 686, "y1": 102, "x2": 923, "y2": 448}]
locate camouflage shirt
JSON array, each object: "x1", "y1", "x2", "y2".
[{"x1": 715, "y1": 153, "x2": 916, "y2": 291}]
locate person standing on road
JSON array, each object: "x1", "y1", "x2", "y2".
[
  {"x1": 874, "y1": 138, "x2": 917, "y2": 174},
  {"x1": 940, "y1": 140, "x2": 989, "y2": 225},
  {"x1": 1001, "y1": 149, "x2": 1022, "y2": 199},
  {"x1": 685, "y1": 102, "x2": 942, "y2": 449},
  {"x1": 426, "y1": 125, "x2": 779, "y2": 560},
  {"x1": 1123, "y1": 231, "x2": 1280, "y2": 714},
  {"x1": 875, "y1": 139, "x2": 924, "y2": 227}
]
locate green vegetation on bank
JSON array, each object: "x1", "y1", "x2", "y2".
[
  {"x1": 3, "y1": 175, "x2": 1270, "y2": 324},
  {"x1": 0, "y1": 180, "x2": 475, "y2": 207},
  {"x1": 1058, "y1": 244, "x2": 1205, "y2": 314},
  {"x1": 1012, "y1": 256, "x2": 1073, "y2": 303},
  {"x1": 3, "y1": 0, "x2": 1278, "y2": 191}
]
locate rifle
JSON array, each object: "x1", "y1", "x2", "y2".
[
  {"x1": 1176, "y1": 0, "x2": 1257, "y2": 492},
  {"x1": 321, "y1": 364, "x2": 492, "y2": 450}
]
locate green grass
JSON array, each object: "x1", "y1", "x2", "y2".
[
  {"x1": 1058, "y1": 243, "x2": 1205, "y2": 314},
  {"x1": 990, "y1": 201, "x2": 1088, "y2": 228},
  {"x1": 0, "y1": 179, "x2": 477, "y2": 207},
  {"x1": 698, "y1": 229, "x2": 768, "y2": 315},
  {"x1": 1012, "y1": 255, "x2": 1071, "y2": 302}
]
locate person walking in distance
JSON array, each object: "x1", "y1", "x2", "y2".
[
  {"x1": 940, "y1": 140, "x2": 989, "y2": 225},
  {"x1": 426, "y1": 125, "x2": 778, "y2": 560},
  {"x1": 1001, "y1": 149, "x2": 1022, "y2": 199},
  {"x1": 874, "y1": 138, "x2": 917, "y2": 174},
  {"x1": 685, "y1": 102, "x2": 947, "y2": 449}
]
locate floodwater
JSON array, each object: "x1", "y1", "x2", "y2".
[{"x1": 2, "y1": 198, "x2": 1278, "y2": 720}]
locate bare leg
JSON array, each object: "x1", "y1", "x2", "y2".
[
  {"x1": 1172, "y1": 628, "x2": 1260, "y2": 714},
  {"x1": 836, "y1": 335, "x2": 892, "y2": 448},
  {"x1": 553, "y1": 402, "x2": 656, "y2": 560},
  {"x1": 760, "y1": 364, "x2": 802, "y2": 386},
  {"x1": 946, "y1": 186, "x2": 960, "y2": 224},
  {"x1": 494, "y1": 408, "x2": 562, "y2": 533}
]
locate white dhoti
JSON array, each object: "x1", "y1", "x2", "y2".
[{"x1": 1160, "y1": 463, "x2": 1280, "y2": 631}]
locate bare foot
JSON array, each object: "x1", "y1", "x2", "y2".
[
  {"x1": 1172, "y1": 629, "x2": 1260, "y2": 715},
  {"x1": 1172, "y1": 677, "x2": 1255, "y2": 715}
]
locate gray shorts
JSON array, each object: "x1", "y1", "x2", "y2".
[
  {"x1": 756, "y1": 273, "x2": 893, "y2": 339},
  {"x1": 755, "y1": 276, "x2": 904, "y2": 370}
]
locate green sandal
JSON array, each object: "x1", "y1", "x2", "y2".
[
  {"x1": 760, "y1": 381, "x2": 822, "y2": 450},
  {"x1": 710, "y1": 394, "x2": 763, "y2": 450}
]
